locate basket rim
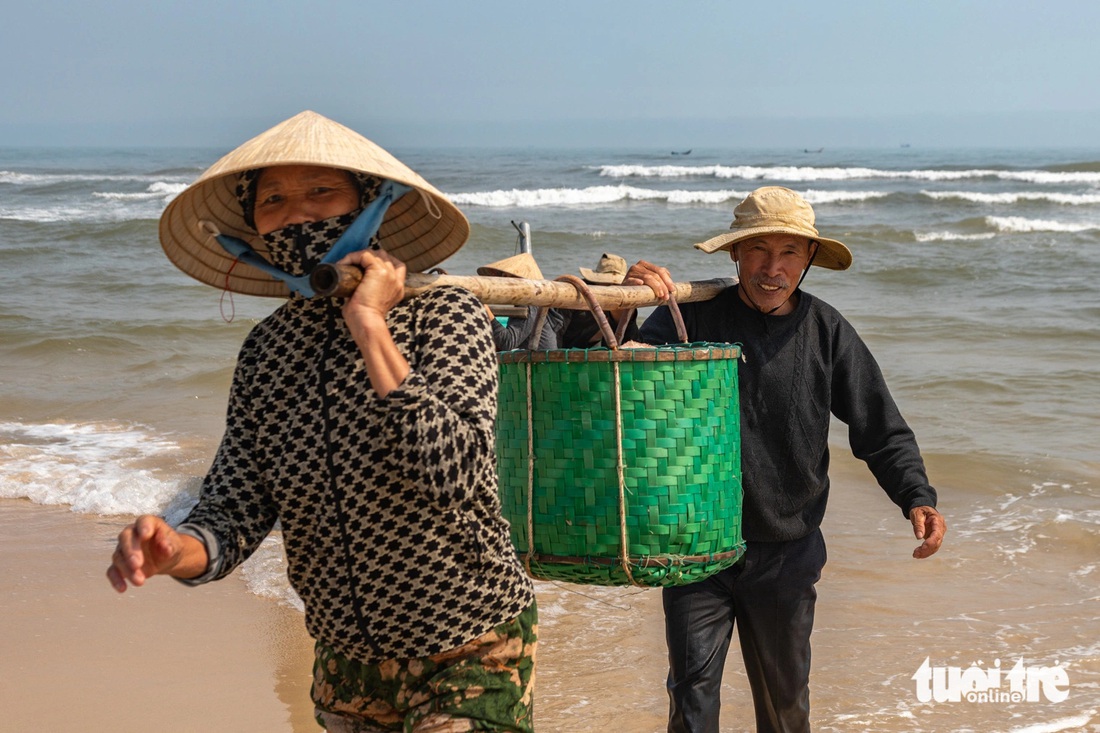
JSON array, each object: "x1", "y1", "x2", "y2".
[
  {"x1": 526, "y1": 546, "x2": 745, "y2": 569},
  {"x1": 497, "y1": 341, "x2": 741, "y2": 364}
]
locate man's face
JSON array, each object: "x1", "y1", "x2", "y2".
[{"x1": 730, "y1": 234, "x2": 815, "y2": 315}]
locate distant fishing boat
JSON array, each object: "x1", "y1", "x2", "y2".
[
  {"x1": 671, "y1": 149, "x2": 692, "y2": 155},
  {"x1": 803, "y1": 147, "x2": 824, "y2": 153}
]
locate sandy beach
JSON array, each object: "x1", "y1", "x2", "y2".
[
  {"x1": 5, "y1": 450, "x2": 1096, "y2": 733},
  {"x1": 0, "y1": 500, "x2": 317, "y2": 732},
  {"x1": 0, "y1": 497, "x2": 671, "y2": 733}
]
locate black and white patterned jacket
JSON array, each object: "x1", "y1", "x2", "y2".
[{"x1": 179, "y1": 286, "x2": 534, "y2": 663}]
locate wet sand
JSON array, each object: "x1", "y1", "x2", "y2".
[
  {"x1": 0, "y1": 498, "x2": 672, "y2": 733},
  {"x1": 3, "y1": 450, "x2": 1097, "y2": 732},
  {"x1": 0, "y1": 501, "x2": 317, "y2": 733}
]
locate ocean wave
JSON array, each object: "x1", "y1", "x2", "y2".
[
  {"x1": 0, "y1": 205, "x2": 92, "y2": 223},
  {"x1": 0, "y1": 206, "x2": 161, "y2": 224},
  {"x1": 0, "y1": 179, "x2": 183, "y2": 223},
  {"x1": 923, "y1": 190, "x2": 1100, "y2": 205},
  {"x1": 0, "y1": 419, "x2": 306, "y2": 611},
  {"x1": 448, "y1": 185, "x2": 886, "y2": 207},
  {"x1": 596, "y1": 164, "x2": 1100, "y2": 185},
  {"x1": 1047, "y1": 160, "x2": 1100, "y2": 172},
  {"x1": 986, "y1": 216, "x2": 1100, "y2": 233},
  {"x1": 0, "y1": 170, "x2": 192, "y2": 186},
  {"x1": 914, "y1": 231, "x2": 998, "y2": 242},
  {"x1": 240, "y1": 535, "x2": 305, "y2": 612},
  {"x1": 92, "y1": 181, "x2": 189, "y2": 201},
  {"x1": 0, "y1": 421, "x2": 197, "y2": 521},
  {"x1": 0, "y1": 198, "x2": 168, "y2": 223}
]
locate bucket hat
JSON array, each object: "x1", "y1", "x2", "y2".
[
  {"x1": 159, "y1": 110, "x2": 470, "y2": 297},
  {"x1": 578, "y1": 252, "x2": 627, "y2": 284},
  {"x1": 694, "y1": 186, "x2": 852, "y2": 270},
  {"x1": 477, "y1": 253, "x2": 544, "y2": 280}
]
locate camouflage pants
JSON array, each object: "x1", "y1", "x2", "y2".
[{"x1": 313, "y1": 602, "x2": 538, "y2": 732}]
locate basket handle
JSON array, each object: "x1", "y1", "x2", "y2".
[
  {"x1": 531, "y1": 274, "x2": 621, "y2": 349},
  {"x1": 530, "y1": 275, "x2": 690, "y2": 349},
  {"x1": 614, "y1": 295, "x2": 689, "y2": 345}
]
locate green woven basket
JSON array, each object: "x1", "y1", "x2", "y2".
[{"x1": 496, "y1": 338, "x2": 745, "y2": 587}]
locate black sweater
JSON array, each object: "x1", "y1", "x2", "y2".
[{"x1": 639, "y1": 286, "x2": 937, "y2": 543}]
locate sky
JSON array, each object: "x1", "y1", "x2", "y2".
[{"x1": 2, "y1": 0, "x2": 1099, "y2": 149}]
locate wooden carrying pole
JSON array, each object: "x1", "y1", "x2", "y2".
[{"x1": 310, "y1": 263, "x2": 735, "y2": 310}]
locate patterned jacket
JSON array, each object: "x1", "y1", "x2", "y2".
[{"x1": 179, "y1": 286, "x2": 534, "y2": 662}]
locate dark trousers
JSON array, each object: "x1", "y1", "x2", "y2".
[{"x1": 663, "y1": 529, "x2": 827, "y2": 733}]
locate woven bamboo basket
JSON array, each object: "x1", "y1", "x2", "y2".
[{"x1": 495, "y1": 276, "x2": 745, "y2": 587}]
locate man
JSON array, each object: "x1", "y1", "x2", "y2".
[
  {"x1": 624, "y1": 186, "x2": 946, "y2": 733},
  {"x1": 559, "y1": 252, "x2": 630, "y2": 348},
  {"x1": 478, "y1": 252, "x2": 562, "y2": 350}
]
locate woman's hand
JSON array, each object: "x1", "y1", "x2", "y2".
[
  {"x1": 336, "y1": 248, "x2": 411, "y2": 397},
  {"x1": 106, "y1": 515, "x2": 208, "y2": 592},
  {"x1": 338, "y1": 248, "x2": 407, "y2": 329}
]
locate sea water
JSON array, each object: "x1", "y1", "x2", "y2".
[{"x1": 1, "y1": 145, "x2": 1098, "y2": 731}]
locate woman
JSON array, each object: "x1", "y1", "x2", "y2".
[{"x1": 106, "y1": 111, "x2": 537, "y2": 732}]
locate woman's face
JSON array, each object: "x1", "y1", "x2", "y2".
[{"x1": 252, "y1": 165, "x2": 360, "y2": 235}]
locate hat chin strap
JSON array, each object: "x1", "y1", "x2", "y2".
[
  {"x1": 735, "y1": 241, "x2": 819, "y2": 315},
  {"x1": 207, "y1": 180, "x2": 411, "y2": 297}
]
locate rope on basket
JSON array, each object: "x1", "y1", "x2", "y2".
[
  {"x1": 524, "y1": 359, "x2": 535, "y2": 578},
  {"x1": 611, "y1": 356, "x2": 641, "y2": 586}
]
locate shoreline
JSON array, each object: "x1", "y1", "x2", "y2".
[
  {"x1": 1, "y1": 500, "x2": 317, "y2": 732},
  {"x1": 3, "y1": 448, "x2": 1097, "y2": 732},
  {"x1": 0, "y1": 498, "x2": 673, "y2": 733}
]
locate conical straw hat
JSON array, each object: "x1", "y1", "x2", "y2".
[
  {"x1": 159, "y1": 110, "x2": 470, "y2": 297},
  {"x1": 476, "y1": 253, "x2": 544, "y2": 280}
]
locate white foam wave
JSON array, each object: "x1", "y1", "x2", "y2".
[
  {"x1": 1008, "y1": 712, "x2": 1096, "y2": 733},
  {"x1": 0, "y1": 421, "x2": 197, "y2": 521},
  {"x1": 800, "y1": 189, "x2": 888, "y2": 204},
  {"x1": 597, "y1": 164, "x2": 1100, "y2": 185},
  {"x1": 0, "y1": 205, "x2": 164, "y2": 224},
  {"x1": 0, "y1": 170, "x2": 192, "y2": 186},
  {"x1": 915, "y1": 231, "x2": 998, "y2": 242},
  {"x1": 449, "y1": 185, "x2": 703, "y2": 207},
  {"x1": 92, "y1": 181, "x2": 188, "y2": 201},
  {"x1": 448, "y1": 186, "x2": 885, "y2": 208},
  {"x1": 239, "y1": 535, "x2": 305, "y2": 612},
  {"x1": 924, "y1": 190, "x2": 1100, "y2": 205},
  {"x1": 0, "y1": 178, "x2": 183, "y2": 223},
  {"x1": 986, "y1": 216, "x2": 1100, "y2": 233},
  {"x1": 0, "y1": 206, "x2": 92, "y2": 223},
  {"x1": 0, "y1": 194, "x2": 173, "y2": 223}
]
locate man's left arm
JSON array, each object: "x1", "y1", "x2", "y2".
[{"x1": 832, "y1": 326, "x2": 946, "y2": 559}]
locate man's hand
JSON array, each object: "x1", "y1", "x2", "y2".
[
  {"x1": 909, "y1": 505, "x2": 946, "y2": 559},
  {"x1": 623, "y1": 260, "x2": 675, "y2": 301}
]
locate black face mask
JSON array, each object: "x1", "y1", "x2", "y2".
[
  {"x1": 236, "y1": 168, "x2": 385, "y2": 277},
  {"x1": 259, "y1": 212, "x2": 359, "y2": 278}
]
